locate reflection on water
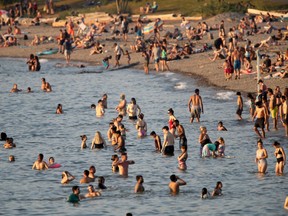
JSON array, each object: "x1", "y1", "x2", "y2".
[{"x1": 0, "y1": 58, "x2": 287, "y2": 216}]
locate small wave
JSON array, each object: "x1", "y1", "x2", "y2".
[
  {"x1": 163, "y1": 72, "x2": 175, "y2": 77},
  {"x1": 171, "y1": 77, "x2": 179, "y2": 81},
  {"x1": 39, "y1": 59, "x2": 48, "y2": 63},
  {"x1": 174, "y1": 82, "x2": 187, "y2": 90},
  {"x1": 216, "y1": 91, "x2": 235, "y2": 100}
]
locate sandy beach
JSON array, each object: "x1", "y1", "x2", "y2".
[{"x1": 0, "y1": 12, "x2": 287, "y2": 94}]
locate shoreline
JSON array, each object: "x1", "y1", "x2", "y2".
[{"x1": 0, "y1": 13, "x2": 287, "y2": 95}]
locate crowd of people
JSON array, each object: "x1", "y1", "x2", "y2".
[{"x1": 1, "y1": 2, "x2": 288, "y2": 212}]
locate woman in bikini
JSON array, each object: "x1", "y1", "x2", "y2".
[
  {"x1": 255, "y1": 139, "x2": 268, "y2": 173},
  {"x1": 273, "y1": 141, "x2": 286, "y2": 174},
  {"x1": 168, "y1": 108, "x2": 177, "y2": 135},
  {"x1": 91, "y1": 131, "x2": 106, "y2": 149},
  {"x1": 135, "y1": 113, "x2": 147, "y2": 138},
  {"x1": 178, "y1": 145, "x2": 188, "y2": 171}
]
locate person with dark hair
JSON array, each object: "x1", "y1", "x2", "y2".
[
  {"x1": 212, "y1": 181, "x2": 223, "y2": 196},
  {"x1": 173, "y1": 119, "x2": 187, "y2": 149},
  {"x1": 167, "y1": 108, "x2": 177, "y2": 135},
  {"x1": 255, "y1": 139, "x2": 268, "y2": 173},
  {"x1": 113, "y1": 153, "x2": 135, "y2": 177},
  {"x1": 217, "y1": 121, "x2": 227, "y2": 131},
  {"x1": 268, "y1": 88, "x2": 278, "y2": 130},
  {"x1": 136, "y1": 113, "x2": 147, "y2": 137},
  {"x1": 178, "y1": 145, "x2": 188, "y2": 170},
  {"x1": 247, "y1": 93, "x2": 256, "y2": 119},
  {"x1": 79, "y1": 170, "x2": 94, "y2": 184},
  {"x1": 150, "y1": 131, "x2": 162, "y2": 152},
  {"x1": 56, "y1": 104, "x2": 63, "y2": 114},
  {"x1": 0, "y1": 132, "x2": 7, "y2": 141},
  {"x1": 95, "y1": 100, "x2": 105, "y2": 117},
  {"x1": 188, "y1": 89, "x2": 204, "y2": 123},
  {"x1": 111, "y1": 154, "x2": 119, "y2": 172},
  {"x1": 98, "y1": 176, "x2": 107, "y2": 189},
  {"x1": 236, "y1": 92, "x2": 243, "y2": 120},
  {"x1": 253, "y1": 101, "x2": 268, "y2": 138},
  {"x1": 102, "y1": 55, "x2": 112, "y2": 69},
  {"x1": 273, "y1": 141, "x2": 286, "y2": 174},
  {"x1": 160, "y1": 46, "x2": 169, "y2": 71},
  {"x1": 32, "y1": 153, "x2": 48, "y2": 170},
  {"x1": 27, "y1": 54, "x2": 35, "y2": 71},
  {"x1": 67, "y1": 186, "x2": 82, "y2": 203},
  {"x1": 134, "y1": 175, "x2": 145, "y2": 193},
  {"x1": 85, "y1": 185, "x2": 101, "y2": 198},
  {"x1": 168, "y1": 174, "x2": 186, "y2": 194},
  {"x1": 161, "y1": 126, "x2": 175, "y2": 156},
  {"x1": 201, "y1": 188, "x2": 210, "y2": 199}
]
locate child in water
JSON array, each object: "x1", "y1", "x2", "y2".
[{"x1": 217, "y1": 137, "x2": 225, "y2": 157}]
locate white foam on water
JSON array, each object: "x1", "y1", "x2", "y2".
[
  {"x1": 161, "y1": 71, "x2": 175, "y2": 77},
  {"x1": 216, "y1": 91, "x2": 235, "y2": 100},
  {"x1": 39, "y1": 59, "x2": 48, "y2": 63},
  {"x1": 171, "y1": 77, "x2": 179, "y2": 82},
  {"x1": 174, "y1": 82, "x2": 187, "y2": 90}
]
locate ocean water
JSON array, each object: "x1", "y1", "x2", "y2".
[{"x1": 0, "y1": 58, "x2": 287, "y2": 216}]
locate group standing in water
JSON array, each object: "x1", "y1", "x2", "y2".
[{"x1": 5, "y1": 65, "x2": 287, "y2": 207}]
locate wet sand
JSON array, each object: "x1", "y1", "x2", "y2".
[{"x1": 0, "y1": 12, "x2": 287, "y2": 94}]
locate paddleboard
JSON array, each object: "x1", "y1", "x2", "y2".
[{"x1": 37, "y1": 48, "x2": 58, "y2": 56}]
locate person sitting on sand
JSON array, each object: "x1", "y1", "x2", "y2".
[
  {"x1": 264, "y1": 69, "x2": 288, "y2": 80},
  {"x1": 10, "y1": 83, "x2": 22, "y2": 93},
  {"x1": 61, "y1": 171, "x2": 75, "y2": 184},
  {"x1": 168, "y1": 174, "x2": 186, "y2": 195},
  {"x1": 90, "y1": 41, "x2": 104, "y2": 55},
  {"x1": 260, "y1": 55, "x2": 271, "y2": 73},
  {"x1": 240, "y1": 56, "x2": 253, "y2": 74},
  {"x1": 32, "y1": 153, "x2": 48, "y2": 170},
  {"x1": 30, "y1": 34, "x2": 40, "y2": 46},
  {"x1": 85, "y1": 185, "x2": 101, "y2": 198}
]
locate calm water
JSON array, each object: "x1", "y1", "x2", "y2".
[{"x1": 0, "y1": 58, "x2": 287, "y2": 216}]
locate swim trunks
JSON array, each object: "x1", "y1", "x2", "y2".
[
  {"x1": 102, "y1": 60, "x2": 109, "y2": 68},
  {"x1": 234, "y1": 59, "x2": 241, "y2": 70},
  {"x1": 254, "y1": 117, "x2": 265, "y2": 129},
  {"x1": 236, "y1": 107, "x2": 243, "y2": 116},
  {"x1": 270, "y1": 106, "x2": 278, "y2": 119},
  {"x1": 164, "y1": 145, "x2": 174, "y2": 156},
  {"x1": 116, "y1": 54, "x2": 121, "y2": 61},
  {"x1": 154, "y1": 58, "x2": 160, "y2": 63},
  {"x1": 191, "y1": 105, "x2": 201, "y2": 119}
]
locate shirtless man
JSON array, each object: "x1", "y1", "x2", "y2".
[
  {"x1": 85, "y1": 185, "x2": 101, "y2": 198},
  {"x1": 188, "y1": 89, "x2": 204, "y2": 123},
  {"x1": 96, "y1": 100, "x2": 105, "y2": 117},
  {"x1": 253, "y1": 101, "x2": 268, "y2": 138},
  {"x1": 114, "y1": 115, "x2": 123, "y2": 131},
  {"x1": 79, "y1": 170, "x2": 94, "y2": 184},
  {"x1": 134, "y1": 175, "x2": 145, "y2": 193},
  {"x1": 114, "y1": 153, "x2": 135, "y2": 177},
  {"x1": 114, "y1": 130, "x2": 126, "y2": 152},
  {"x1": 116, "y1": 94, "x2": 127, "y2": 116},
  {"x1": 150, "y1": 131, "x2": 162, "y2": 152},
  {"x1": 173, "y1": 120, "x2": 187, "y2": 149},
  {"x1": 161, "y1": 126, "x2": 175, "y2": 156},
  {"x1": 232, "y1": 47, "x2": 241, "y2": 79},
  {"x1": 32, "y1": 153, "x2": 48, "y2": 170},
  {"x1": 267, "y1": 88, "x2": 278, "y2": 130},
  {"x1": 168, "y1": 174, "x2": 186, "y2": 195}
]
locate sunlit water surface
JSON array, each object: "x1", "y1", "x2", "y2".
[{"x1": 0, "y1": 58, "x2": 287, "y2": 216}]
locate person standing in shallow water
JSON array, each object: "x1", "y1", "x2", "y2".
[
  {"x1": 273, "y1": 141, "x2": 286, "y2": 175},
  {"x1": 236, "y1": 92, "x2": 243, "y2": 120},
  {"x1": 168, "y1": 174, "x2": 186, "y2": 195},
  {"x1": 255, "y1": 139, "x2": 268, "y2": 174},
  {"x1": 253, "y1": 101, "x2": 267, "y2": 139},
  {"x1": 188, "y1": 89, "x2": 204, "y2": 123}
]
